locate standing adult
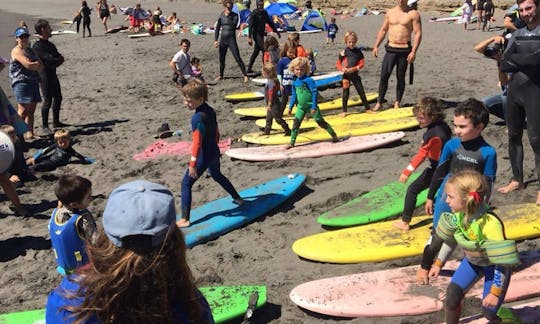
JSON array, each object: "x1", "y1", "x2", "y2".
[
  {"x1": 9, "y1": 27, "x2": 43, "y2": 140},
  {"x1": 77, "y1": 1, "x2": 92, "y2": 37},
  {"x1": 476, "y1": 0, "x2": 486, "y2": 29},
  {"x1": 499, "y1": 0, "x2": 540, "y2": 205},
  {"x1": 246, "y1": 0, "x2": 281, "y2": 74},
  {"x1": 33, "y1": 19, "x2": 66, "y2": 136},
  {"x1": 97, "y1": 0, "x2": 110, "y2": 33},
  {"x1": 372, "y1": 0, "x2": 422, "y2": 110},
  {"x1": 214, "y1": 0, "x2": 249, "y2": 83},
  {"x1": 169, "y1": 38, "x2": 195, "y2": 87}
]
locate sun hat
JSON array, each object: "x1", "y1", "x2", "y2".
[
  {"x1": 407, "y1": 0, "x2": 418, "y2": 6},
  {"x1": 103, "y1": 180, "x2": 177, "y2": 249},
  {"x1": 14, "y1": 27, "x2": 30, "y2": 38}
]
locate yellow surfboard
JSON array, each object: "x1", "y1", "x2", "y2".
[
  {"x1": 242, "y1": 117, "x2": 419, "y2": 145},
  {"x1": 234, "y1": 93, "x2": 378, "y2": 118},
  {"x1": 255, "y1": 107, "x2": 414, "y2": 130},
  {"x1": 225, "y1": 91, "x2": 264, "y2": 102},
  {"x1": 291, "y1": 203, "x2": 540, "y2": 264}
]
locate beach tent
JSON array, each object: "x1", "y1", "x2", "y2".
[
  {"x1": 301, "y1": 9, "x2": 327, "y2": 31},
  {"x1": 264, "y1": 2, "x2": 298, "y2": 16}
]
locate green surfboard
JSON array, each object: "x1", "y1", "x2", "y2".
[
  {"x1": 0, "y1": 285, "x2": 266, "y2": 324},
  {"x1": 317, "y1": 172, "x2": 428, "y2": 227}
]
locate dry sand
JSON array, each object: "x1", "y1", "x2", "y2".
[{"x1": 0, "y1": 0, "x2": 538, "y2": 323}]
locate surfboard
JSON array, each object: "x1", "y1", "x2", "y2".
[
  {"x1": 226, "y1": 72, "x2": 344, "y2": 102},
  {"x1": 292, "y1": 203, "x2": 540, "y2": 263},
  {"x1": 289, "y1": 250, "x2": 540, "y2": 318},
  {"x1": 459, "y1": 298, "x2": 540, "y2": 324},
  {"x1": 234, "y1": 93, "x2": 378, "y2": 118},
  {"x1": 317, "y1": 171, "x2": 428, "y2": 227},
  {"x1": 51, "y1": 30, "x2": 77, "y2": 35},
  {"x1": 255, "y1": 106, "x2": 414, "y2": 130},
  {"x1": 59, "y1": 20, "x2": 73, "y2": 24},
  {"x1": 128, "y1": 32, "x2": 151, "y2": 38},
  {"x1": 242, "y1": 117, "x2": 419, "y2": 145},
  {"x1": 251, "y1": 71, "x2": 343, "y2": 86},
  {"x1": 0, "y1": 285, "x2": 267, "y2": 324},
  {"x1": 0, "y1": 132, "x2": 15, "y2": 173},
  {"x1": 225, "y1": 132, "x2": 405, "y2": 162},
  {"x1": 181, "y1": 174, "x2": 306, "y2": 248}
]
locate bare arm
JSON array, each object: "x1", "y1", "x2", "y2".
[
  {"x1": 11, "y1": 47, "x2": 42, "y2": 71},
  {"x1": 503, "y1": 16, "x2": 516, "y2": 32},
  {"x1": 473, "y1": 35, "x2": 504, "y2": 54},
  {"x1": 372, "y1": 15, "x2": 389, "y2": 57},
  {"x1": 408, "y1": 11, "x2": 422, "y2": 63}
]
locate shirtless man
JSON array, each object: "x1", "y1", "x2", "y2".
[{"x1": 372, "y1": 0, "x2": 422, "y2": 111}]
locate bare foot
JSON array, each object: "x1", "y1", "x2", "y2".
[
  {"x1": 536, "y1": 191, "x2": 540, "y2": 206},
  {"x1": 393, "y1": 101, "x2": 400, "y2": 109},
  {"x1": 497, "y1": 180, "x2": 522, "y2": 194},
  {"x1": 214, "y1": 76, "x2": 222, "y2": 81},
  {"x1": 233, "y1": 198, "x2": 245, "y2": 205},
  {"x1": 176, "y1": 219, "x2": 190, "y2": 228},
  {"x1": 339, "y1": 112, "x2": 347, "y2": 118},
  {"x1": 372, "y1": 102, "x2": 382, "y2": 112},
  {"x1": 243, "y1": 75, "x2": 249, "y2": 83},
  {"x1": 416, "y1": 268, "x2": 429, "y2": 285},
  {"x1": 393, "y1": 220, "x2": 410, "y2": 231},
  {"x1": 284, "y1": 144, "x2": 294, "y2": 150}
]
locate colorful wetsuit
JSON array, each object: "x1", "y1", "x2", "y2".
[
  {"x1": 377, "y1": 44, "x2": 411, "y2": 105},
  {"x1": 288, "y1": 75, "x2": 337, "y2": 146},
  {"x1": 215, "y1": 10, "x2": 247, "y2": 78},
  {"x1": 434, "y1": 209, "x2": 516, "y2": 322},
  {"x1": 247, "y1": 7, "x2": 279, "y2": 72},
  {"x1": 400, "y1": 121, "x2": 451, "y2": 223},
  {"x1": 33, "y1": 38, "x2": 64, "y2": 129},
  {"x1": 46, "y1": 274, "x2": 215, "y2": 323},
  {"x1": 31, "y1": 143, "x2": 87, "y2": 172},
  {"x1": 264, "y1": 79, "x2": 290, "y2": 135},
  {"x1": 180, "y1": 103, "x2": 242, "y2": 221},
  {"x1": 336, "y1": 46, "x2": 370, "y2": 112},
  {"x1": 420, "y1": 136, "x2": 497, "y2": 271},
  {"x1": 49, "y1": 207, "x2": 96, "y2": 275},
  {"x1": 501, "y1": 24, "x2": 540, "y2": 191}
]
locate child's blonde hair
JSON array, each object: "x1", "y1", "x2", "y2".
[
  {"x1": 262, "y1": 63, "x2": 278, "y2": 83},
  {"x1": 181, "y1": 79, "x2": 208, "y2": 102},
  {"x1": 344, "y1": 31, "x2": 357, "y2": 43},
  {"x1": 288, "y1": 57, "x2": 310, "y2": 74},
  {"x1": 445, "y1": 170, "x2": 488, "y2": 220},
  {"x1": 54, "y1": 129, "x2": 71, "y2": 142}
]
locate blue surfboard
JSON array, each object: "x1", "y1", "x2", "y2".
[{"x1": 180, "y1": 173, "x2": 306, "y2": 248}]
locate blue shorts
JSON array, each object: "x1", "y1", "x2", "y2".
[{"x1": 12, "y1": 81, "x2": 41, "y2": 104}]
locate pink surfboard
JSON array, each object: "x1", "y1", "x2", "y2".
[
  {"x1": 459, "y1": 298, "x2": 540, "y2": 324},
  {"x1": 224, "y1": 132, "x2": 405, "y2": 161},
  {"x1": 289, "y1": 250, "x2": 540, "y2": 318}
]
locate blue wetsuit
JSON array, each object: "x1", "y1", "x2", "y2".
[{"x1": 180, "y1": 103, "x2": 241, "y2": 221}]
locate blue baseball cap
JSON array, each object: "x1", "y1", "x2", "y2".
[
  {"x1": 103, "y1": 180, "x2": 177, "y2": 249},
  {"x1": 14, "y1": 27, "x2": 30, "y2": 38}
]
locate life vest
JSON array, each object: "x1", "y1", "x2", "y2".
[{"x1": 49, "y1": 208, "x2": 89, "y2": 275}]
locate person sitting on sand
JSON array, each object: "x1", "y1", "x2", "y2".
[
  {"x1": 285, "y1": 57, "x2": 338, "y2": 149},
  {"x1": 26, "y1": 129, "x2": 93, "y2": 172},
  {"x1": 45, "y1": 179, "x2": 214, "y2": 323},
  {"x1": 393, "y1": 97, "x2": 451, "y2": 231},
  {"x1": 177, "y1": 79, "x2": 244, "y2": 228}
]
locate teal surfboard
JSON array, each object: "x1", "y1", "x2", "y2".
[
  {"x1": 0, "y1": 285, "x2": 266, "y2": 324},
  {"x1": 181, "y1": 173, "x2": 306, "y2": 248},
  {"x1": 317, "y1": 172, "x2": 428, "y2": 227}
]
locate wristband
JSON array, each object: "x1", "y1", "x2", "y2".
[
  {"x1": 489, "y1": 286, "x2": 502, "y2": 297},
  {"x1": 433, "y1": 259, "x2": 444, "y2": 268}
]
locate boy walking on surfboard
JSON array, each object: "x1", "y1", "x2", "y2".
[
  {"x1": 416, "y1": 98, "x2": 497, "y2": 284},
  {"x1": 285, "y1": 57, "x2": 338, "y2": 149},
  {"x1": 177, "y1": 79, "x2": 244, "y2": 228}
]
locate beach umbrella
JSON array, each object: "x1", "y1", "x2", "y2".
[{"x1": 264, "y1": 2, "x2": 298, "y2": 16}]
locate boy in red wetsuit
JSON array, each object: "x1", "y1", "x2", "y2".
[
  {"x1": 394, "y1": 97, "x2": 451, "y2": 231},
  {"x1": 336, "y1": 31, "x2": 371, "y2": 117}
]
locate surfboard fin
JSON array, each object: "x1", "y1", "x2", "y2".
[{"x1": 241, "y1": 291, "x2": 259, "y2": 323}]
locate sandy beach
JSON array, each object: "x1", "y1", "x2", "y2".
[{"x1": 0, "y1": 0, "x2": 538, "y2": 323}]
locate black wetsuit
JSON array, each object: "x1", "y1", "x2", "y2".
[
  {"x1": 32, "y1": 38, "x2": 64, "y2": 129},
  {"x1": 501, "y1": 24, "x2": 540, "y2": 190},
  {"x1": 337, "y1": 46, "x2": 370, "y2": 112},
  {"x1": 247, "y1": 7, "x2": 279, "y2": 73},
  {"x1": 377, "y1": 44, "x2": 411, "y2": 105},
  {"x1": 79, "y1": 6, "x2": 92, "y2": 36},
  {"x1": 215, "y1": 10, "x2": 247, "y2": 78},
  {"x1": 31, "y1": 143, "x2": 86, "y2": 172}
]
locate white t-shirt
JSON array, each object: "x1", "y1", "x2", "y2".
[{"x1": 171, "y1": 50, "x2": 193, "y2": 77}]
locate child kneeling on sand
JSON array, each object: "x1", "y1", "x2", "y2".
[{"x1": 49, "y1": 174, "x2": 97, "y2": 275}]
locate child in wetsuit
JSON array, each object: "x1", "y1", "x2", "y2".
[
  {"x1": 336, "y1": 31, "x2": 371, "y2": 117},
  {"x1": 49, "y1": 174, "x2": 97, "y2": 275},
  {"x1": 277, "y1": 47, "x2": 296, "y2": 117},
  {"x1": 286, "y1": 57, "x2": 338, "y2": 149},
  {"x1": 262, "y1": 62, "x2": 291, "y2": 136},
  {"x1": 176, "y1": 79, "x2": 244, "y2": 228},
  {"x1": 428, "y1": 170, "x2": 517, "y2": 324},
  {"x1": 394, "y1": 97, "x2": 451, "y2": 231},
  {"x1": 27, "y1": 129, "x2": 91, "y2": 172},
  {"x1": 416, "y1": 98, "x2": 497, "y2": 284}
]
